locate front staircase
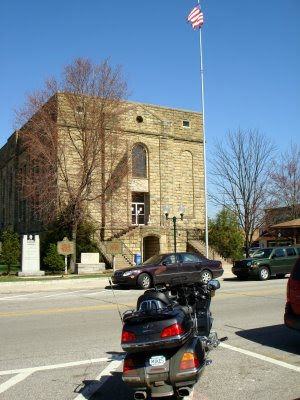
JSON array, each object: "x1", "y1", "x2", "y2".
[
  {"x1": 100, "y1": 227, "x2": 232, "y2": 271},
  {"x1": 100, "y1": 226, "x2": 143, "y2": 270},
  {"x1": 187, "y1": 239, "x2": 231, "y2": 265}
]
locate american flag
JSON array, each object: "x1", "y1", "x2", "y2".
[{"x1": 187, "y1": 5, "x2": 204, "y2": 29}]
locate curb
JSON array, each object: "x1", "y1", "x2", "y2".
[{"x1": 0, "y1": 277, "x2": 111, "y2": 293}]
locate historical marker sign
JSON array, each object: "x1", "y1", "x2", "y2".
[
  {"x1": 106, "y1": 240, "x2": 122, "y2": 255},
  {"x1": 57, "y1": 237, "x2": 74, "y2": 256}
]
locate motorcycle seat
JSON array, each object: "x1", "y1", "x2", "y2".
[{"x1": 137, "y1": 291, "x2": 171, "y2": 310}]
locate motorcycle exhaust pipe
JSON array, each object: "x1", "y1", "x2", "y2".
[
  {"x1": 177, "y1": 387, "x2": 191, "y2": 397},
  {"x1": 134, "y1": 391, "x2": 147, "y2": 400}
]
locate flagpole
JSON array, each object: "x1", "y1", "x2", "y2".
[{"x1": 198, "y1": 2, "x2": 209, "y2": 259}]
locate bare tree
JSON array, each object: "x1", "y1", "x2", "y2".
[
  {"x1": 268, "y1": 144, "x2": 300, "y2": 220},
  {"x1": 209, "y1": 129, "x2": 275, "y2": 257},
  {"x1": 16, "y1": 58, "x2": 129, "y2": 270}
]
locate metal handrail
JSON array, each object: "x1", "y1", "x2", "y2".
[{"x1": 119, "y1": 239, "x2": 135, "y2": 266}]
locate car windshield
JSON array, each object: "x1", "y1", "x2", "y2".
[
  {"x1": 251, "y1": 249, "x2": 273, "y2": 259},
  {"x1": 142, "y1": 254, "x2": 164, "y2": 265}
]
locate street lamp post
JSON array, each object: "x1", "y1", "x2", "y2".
[{"x1": 164, "y1": 205, "x2": 185, "y2": 253}]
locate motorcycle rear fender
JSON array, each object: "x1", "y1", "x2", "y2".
[{"x1": 122, "y1": 336, "x2": 206, "y2": 390}]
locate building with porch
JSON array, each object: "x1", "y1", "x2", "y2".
[{"x1": 0, "y1": 93, "x2": 207, "y2": 268}]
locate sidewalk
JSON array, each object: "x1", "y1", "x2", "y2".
[{"x1": 0, "y1": 264, "x2": 235, "y2": 294}]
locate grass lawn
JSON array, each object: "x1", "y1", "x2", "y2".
[
  {"x1": 0, "y1": 264, "x2": 112, "y2": 283},
  {"x1": 0, "y1": 265, "x2": 20, "y2": 275}
]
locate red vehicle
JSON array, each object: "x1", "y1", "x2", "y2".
[
  {"x1": 112, "y1": 252, "x2": 223, "y2": 289},
  {"x1": 284, "y1": 256, "x2": 300, "y2": 331}
]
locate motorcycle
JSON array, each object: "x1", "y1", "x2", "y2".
[{"x1": 120, "y1": 279, "x2": 224, "y2": 399}]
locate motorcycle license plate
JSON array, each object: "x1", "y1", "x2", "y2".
[{"x1": 149, "y1": 355, "x2": 166, "y2": 367}]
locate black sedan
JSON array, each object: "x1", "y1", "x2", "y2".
[{"x1": 111, "y1": 252, "x2": 223, "y2": 289}]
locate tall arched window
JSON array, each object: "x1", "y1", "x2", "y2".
[{"x1": 132, "y1": 144, "x2": 147, "y2": 178}]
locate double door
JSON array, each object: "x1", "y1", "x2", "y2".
[{"x1": 132, "y1": 202, "x2": 145, "y2": 225}]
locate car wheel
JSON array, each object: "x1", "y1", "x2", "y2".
[
  {"x1": 258, "y1": 267, "x2": 270, "y2": 281},
  {"x1": 200, "y1": 269, "x2": 213, "y2": 284},
  {"x1": 137, "y1": 273, "x2": 151, "y2": 289},
  {"x1": 276, "y1": 274, "x2": 286, "y2": 279}
]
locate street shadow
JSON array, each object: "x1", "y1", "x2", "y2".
[
  {"x1": 77, "y1": 372, "x2": 134, "y2": 400},
  {"x1": 105, "y1": 284, "x2": 143, "y2": 291},
  {"x1": 223, "y1": 275, "x2": 286, "y2": 282},
  {"x1": 235, "y1": 324, "x2": 300, "y2": 354},
  {"x1": 75, "y1": 351, "x2": 133, "y2": 399},
  {"x1": 105, "y1": 284, "x2": 130, "y2": 290}
]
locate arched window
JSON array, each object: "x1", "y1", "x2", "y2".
[{"x1": 132, "y1": 144, "x2": 147, "y2": 178}]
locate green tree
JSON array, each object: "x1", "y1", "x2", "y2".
[
  {"x1": 43, "y1": 244, "x2": 65, "y2": 273},
  {"x1": 75, "y1": 221, "x2": 101, "y2": 262},
  {"x1": 40, "y1": 218, "x2": 101, "y2": 268},
  {"x1": 1, "y1": 227, "x2": 20, "y2": 275},
  {"x1": 209, "y1": 208, "x2": 244, "y2": 261}
]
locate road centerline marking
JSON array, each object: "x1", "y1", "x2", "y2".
[{"x1": 0, "y1": 303, "x2": 136, "y2": 317}]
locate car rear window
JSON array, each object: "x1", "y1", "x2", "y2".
[
  {"x1": 291, "y1": 258, "x2": 300, "y2": 281},
  {"x1": 296, "y1": 247, "x2": 300, "y2": 256},
  {"x1": 285, "y1": 247, "x2": 296, "y2": 256},
  {"x1": 252, "y1": 249, "x2": 272, "y2": 258}
]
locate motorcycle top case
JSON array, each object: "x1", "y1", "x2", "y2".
[{"x1": 121, "y1": 306, "x2": 194, "y2": 353}]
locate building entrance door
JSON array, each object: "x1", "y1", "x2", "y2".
[{"x1": 143, "y1": 236, "x2": 160, "y2": 261}]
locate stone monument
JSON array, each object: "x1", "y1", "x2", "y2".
[
  {"x1": 18, "y1": 234, "x2": 45, "y2": 276},
  {"x1": 75, "y1": 253, "x2": 105, "y2": 274}
]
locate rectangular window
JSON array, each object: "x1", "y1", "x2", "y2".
[
  {"x1": 132, "y1": 193, "x2": 145, "y2": 225},
  {"x1": 182, "y1": 120, "x2": 190, "y2": 128},
  {"x1": 274, "y1": 248, "x2": 285, "y2": 258}
]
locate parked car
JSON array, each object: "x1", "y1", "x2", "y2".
[
  {"x1": 111, "y1": 252, "x2": 223, "y2": 289},
  {"x1": 232, "y1": 246, "x2": 300, "y2": 281},
  {"x1": 284, "y1": 256, "x2": 300, "y2": 331}
]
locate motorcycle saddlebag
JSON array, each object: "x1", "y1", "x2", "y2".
[{"x1": 121, "y1": 307, "x2": 193, "y2": 353}]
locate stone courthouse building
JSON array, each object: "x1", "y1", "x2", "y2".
[{"x1": 0, "y1": 93, "x2": 206, "y2": 268}]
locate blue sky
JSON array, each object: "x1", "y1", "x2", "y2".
[{"x1": 1, "y1": 0, "x2": 299, "y2": 215}]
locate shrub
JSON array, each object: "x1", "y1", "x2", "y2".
[
  {"x1": 43, "y1": 243, "x2": 65, "y2": 273},
  {"x1": 208, "y1": 208, "x2": 244, "y2": 261},
  {"x1": 1, "y1": 227, "x2": 20, "y2": 275},
  {"x1": 40, "y1": 219, "x2": 101, "y2": 266}
]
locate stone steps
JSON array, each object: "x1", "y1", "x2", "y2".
[{"x1": 187, "y1": 239, "x2": 227, "y2": 262}]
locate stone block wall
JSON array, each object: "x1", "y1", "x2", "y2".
[{"x1": 0, "y1": 94, "x2": 205, "y2": 252}]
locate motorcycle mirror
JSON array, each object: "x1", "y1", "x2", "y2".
[{"x1": 207, "y1": 279, "x2": 220, "y2": 291}]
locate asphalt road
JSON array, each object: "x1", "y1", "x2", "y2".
[{"x1": 0, "y1": 277, "x2": 299, "y2": 400}]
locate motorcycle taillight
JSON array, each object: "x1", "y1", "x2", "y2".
[
  {"x1": 180, "y1": 352, "x2": 200, "y2": 370},
  {"x1": 123, "y1": 358, "x2": 135, "y2": 374},
  {"x1": 122, "y1": 329, "x2": 137, "y2": 342},
  {"x1": 160, "y1": 323, "x2": 184, "y2": 338}
]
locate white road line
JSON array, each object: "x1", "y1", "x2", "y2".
[
  {"x1": 0, "y1": 371, "x2": 33, "y2": 394},
  {"x1": 0, "y1": 293, "x2": 43, "y2": 301},
  {"x1": 0, "y1": 357, "x2": 118, "y2": 376},
  {"x1": 73, "y1": 359, "x2": 123, "y2": 400},
  {"x1": 220, "y1": 342, "x2": 300, "y2": 373},
  {"x1": 42, "y1": 289, "x2": 95, "y2": 298}
]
